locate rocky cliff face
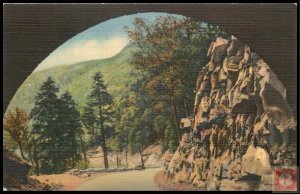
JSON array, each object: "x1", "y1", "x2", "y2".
[{"x1": 164, "y1": 36, "x2": 297, "y2": 191}]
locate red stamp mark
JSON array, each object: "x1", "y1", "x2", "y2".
[{"x1": 274, "y1": 167, "x2": 297, "y2": 192}]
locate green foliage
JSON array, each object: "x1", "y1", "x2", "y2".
[
  {"x1": 122, "y1": 74, "x2": 160, "y2": 157},
  {"x1": 163, "y1": 124, "x2": 179, "y2": 153},
  {"x1": 5, "y1": 16, "x2": 227, "y2": 170},
  {"x1": 82, "y1": 72, "x2": 115, "y2": 140},
  {"x1": 126, "y1": 16, "x2": 216, "y2": 98},
  {"x1": 126, "y1": 16, "x2": 226, "y2": 149},
  {"x1": 60, "y1": 92, "x2": 83, "y2": 168},
  {"x1": 75, "y1": 159, "x2": 89, "y2": 170},
  {"x1": 31, "y1": 77, "x2": 82, "y2": 173},
  {"x1": 31, "y1": 77, "x2": 62, "y2": 173},
  {"x1": 7, "y1": 44, "x2": 137, "y2": 114},
  {"x1": 153, "y1": 115, "x2": 171, "y2": 140},
  {"x1": 82, "y1": 71, "x2": 115, "y2": 169},
  {"x1": 125, "y1": 16, "x2": 226, "y2": 145},
  {"x1": 5, "y1": 45, "x2": 140, "y2": 169},
  {"x1": 109, "y1": 108, "x2": 127, "y2": 154}
]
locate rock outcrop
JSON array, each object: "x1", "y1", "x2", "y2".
[
  {"x1": 3, "y1": 148, "x2": 31, "y2": 186},
  {"x1": 165, "y1": 36, "x2": 297, "y2": 191},
  {"x1": 3, "y1": 148, "x2": 60, "y2": 191}
]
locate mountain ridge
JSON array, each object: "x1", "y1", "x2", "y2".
[{"x1": 6, "y1": 43, "x2": 137, "y2": 114}]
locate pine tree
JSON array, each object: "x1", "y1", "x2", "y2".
[
  {"x1": 82, "y1": 103, "x2": 97, "y2": 145},
  {"x1": 82, "y1": 72, "x2": 114, "y2": 169},
  {"x1": 31, "y1": 77, "x2": 62, "y2": 173},
  {"x1": 60, "y1": 92, "x2": 82, "y2": 168}
]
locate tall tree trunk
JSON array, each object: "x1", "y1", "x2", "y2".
[
  {"x1": 71, "y1": 140, "x2": 75, "y2": 168},
  {"x1": 17, "y1": 142, "x2": 26, "y2": 160},
  {"x1": 71, "y1": 139, "x2": 75, "y2": 168},
  {"x1": 139, "y1": 146, "x2": 144, "y2": 168},
  {"x1": 72, "y1": 155, "x2": 75, "y2": 169},
  {"x1": 169, "y1": 87, "x2": 181, "y2": 143},
  {"x1": 28, "y1": 147, "x2": 34, "y2": 167},
  {"x1": 80, "y1": 137, "x2": 88, "y2": 165},
  {"x1": 97, "y1": 84, "x2": 109, "y2": 169},
  {"x1": 32, "y1": 136, "x2": 39, "y2": 176},
  {"x1": 33, "y1": 154, "x2": 40, "y2": 176},
  {"x1": 116, "y1": 152, "x2": 119, "y2": 168},
  {"x1": 51, "y1": 133, "x2": 58, "y2": 172},
  {"x1": 125, "y1": 149, "x2": 128, "y2": 169},
  {"x1": 101, "y1": 137, "x2": 109, "y2": 169},
  {"x1": 125, "y1": 136, "x2": 128, "y2": 168}
]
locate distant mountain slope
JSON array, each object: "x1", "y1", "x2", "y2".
[{"x1": 6, "y1": 44, "x2": 137, "y2": 114}]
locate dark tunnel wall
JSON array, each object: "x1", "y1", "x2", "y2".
[{"x1": 3, "y1": 4, "x2": 297, "y2": 115}]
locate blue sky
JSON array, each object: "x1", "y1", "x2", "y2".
[{"x1": 36, "y1": 12, "x2": 185, "y2": 71}]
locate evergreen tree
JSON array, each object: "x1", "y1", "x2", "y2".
[
  {"x1": 31, "y1": 77, "x2": 84, "y2": 173},
  {"x1": 60, "y1": 92, "x2": 82, "y2": 168},
  {"x1": 82, "y1": 103, "x2": 98, "y2": 146},
  {"x1": 31, "y1": 77, "x2": 63, "y2": 173},
  {"x1": 82, "y1": 72, "x2": 114, "y2": 169}
]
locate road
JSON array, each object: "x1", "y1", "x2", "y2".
[{"x1": 76, "y1": 168, "x2": 161, "y2": 191}]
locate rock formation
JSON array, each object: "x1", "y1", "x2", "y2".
[
  {"x1": 3, "y1": 148, "x2": 59, "y2": 191},
  {"x1": 164, "y1": 36, "x2": 297, "y2": 191}
]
